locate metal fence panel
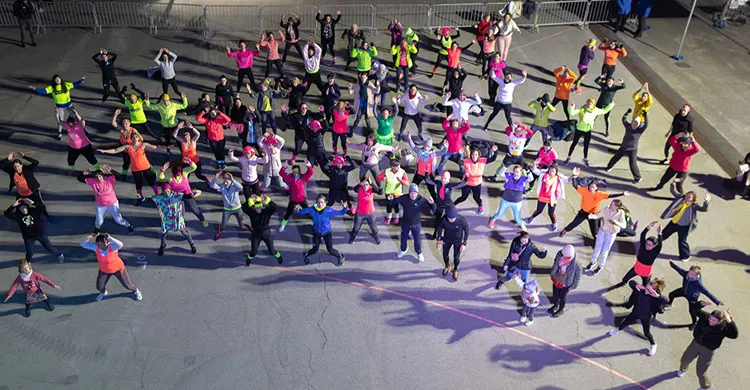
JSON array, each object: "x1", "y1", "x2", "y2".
[
  {"x1": 535, "y1": 0, "x2": 587, "y2": 26},
  {"x1": 151, "y1": 3, "x2": 205, "y2": 32},
  {"x1": 35, "y1": 2, "x2": 97, "y2": 30},
  {"x1": 259, "y1": 5, "x2": 317, "y2": 33},
  {"x1": 374, "y1": 4, "x2": 431, "y2": 31},
  {"x1": 584, "y1": 0, "x2": 615, "y2": 24},
  {"x1": 315, "y1": 4, "x2": 375, "y2": 31},
  {"x1": 94, "y1": 2, "x2": 151, "y2": 28},
  {"x1": 205, "y1": 5, "x2": 261, "y2": 33},
  {"x1": 0, "y1": 2, "x2": 16, "y2": 27},
  {"x1": 429, "y1": 3, "x2": 486, "y2": 28}
]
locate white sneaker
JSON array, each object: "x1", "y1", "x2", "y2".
[
  {"x1": 134, "y1": 289, "x2": 143, "y2": 301},
  {"x1": 57, "y1": 253, "x2": 65, "y2": 263},
  {"x1": 417, "y1": 253, "x2": 425, "y2": 263},
  {"x1": 676, "y1": 370, "x2": 686, "y2": 377},
  {"x1": 279, "y1": 224, "x2": 286, "y2": 232},
  {"x1": 96, "y1": 290, "x2": 109, "y2": 302},
  {"x1": 608, "y1": 328, "x2": 619, "y2": 336},
  {"x1": 520, "y1": 316, "x2": 528, "y2": 323},
  {"x1": 525, "y1": 319, "x2": 534, "y2": 326},
  {"x1": 397, "y1": 250, "x2": 407, "y2": 259},
  {"x1": 648, "y1": 344, "x2": 657, "y2": 356}
]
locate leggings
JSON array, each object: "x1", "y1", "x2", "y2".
[
  {"x1": 191, "y1": 159, "x2": 208, "y2": 182},
  {"x1": 208, "y1": 139, "x2": 226, "y2": 165},
  {"x1": 265, "y1": 59, "x2": 284, "y2": 78},
  {"x1": 282, "y1": 41, "x2": 304, "y2": 63},
  {"x1": 488, "y1": 77, "x2": 499, "y2": 103},
  {"x1": 131, "y1": 122, "x2": 160, "y2": 144},
  {"x1": 386, "y1": 197, "x2": 400, "y2": 214},
  {"x1": 96, "y1": 269, "x2": 136, "y2": 293},
  {"x1": 18, "y1": 17, "x2": 34, "y2": 44},
  {"x1": 620, "y1": 266, "x2": 652, "y2": 286},
  {"x1": 655, "y1": 167, "x2": 687, "y2": 193},
  {"x1": 132, "y1": 169, "x2": 157, "y2": 195},
  {"x1": 101, "y1": 76, "x2": 123, "y2": 104},
  {"x1": 454, "y1": 184, "x2": 482, "y2": 207},
  {"x1": 601, "y1": 64, "x2": 616, "y2": 80},
  {"x1": 351, "y1": 213, "x2": 379, "y2": 238},
  {"x1": 480, "y1": 52, "x2": 495, "y2": 76},
  {"x1": 242, "y1": 180, "x2": 261, "y2": 201},
  {"x1": 399, "y1": 113, "x2": 424, "y2": 137},
  {"x1": 122, "y1": 153, "x2": 131, "y2": 172},
  {"x1": 24, "y1": 235, "x2": 61, "y2": 261},
  {"x1": 68, "y1": 145, "x2": 99, "y2": 169},
  {"x1": 567, "y1": 130, "x2": 593, "y2": 159},
  {"x1": 497, "y1": 34, "x2": 512, "y2": 62},
  {"x1": 551, "y1": 97, "x2": 570, "y2": 121},
  {"x1": 359, "y1": 163, "x2": 380, "y2": 190},
  {"x1": 491, "y1": 199, "x2": 525, "y2": 229},
  {"x1": 331, "y1": 133, "x2": 347, "y2": 153},
  {"x1": 259, "y1": 111, "x2": 277, "y2": 134},
  {"x1": 284, "y1": 201, "x2": 308, "y2": 222},
  {"x1": 306, "y1": 231, "x2": 341, "y2": 258},
  {"x1": 320, "y1": 39, "x2": 336, "y2": 60},
  {"x1": 618, "y1": 312, "x2": 656, "y2": 345},
  {"x1": 412, "y1": 173, "x2": 437, "y2": 200},
  {"x1": 237, "y1": 67, "x2": 257, "y2": 94},
  {"x1": 563, "y1": 209, "x2": 600, "y2": 238},
  {"x1": 55, "y1": 104, "x2": 74, "y2": 135},
  {"x1": 161, "y1": 77, "x2": 181, "y2": 96},
  {"x1": 396, "y1": 65, "x2": 410, "y2": 93},
  {"x1": 550, "y1": 286, "x2": 570, "y2": 311},
  {"x1": 249, "y1": 230, "x2": 279, "y2": 259},
  {"x1": 183, "y1": 197, "x2": 206, "y2": 222},
  {"x1": 94, "y1": 202, "x2": 131, "y2": 229},
  {"x1": 220, "y1": 209, "x2": 244, "y2": 230},
  {"x1": 352, "y1": 105, "x2": 372, "y2": 133},
  {"x1": 600, "y1": 109, "x2": 612, "y2": 133},
  {"x1": 521, "y1": 305, "x2": 536, "y2": 321},
  {"x1": 530, "y1": 201, "x2": 556, "y2": 223},
  {"x1": 432, "y1": 53, "x2": 448, "y2": 73},
  {"x1": 304, "y1": 71, "x2": 325, "y2": 95},
  {"x1": 161, "y1": 126, "x2": 176, "y2": 147},
  {"x1": 485, "y1": 101, "x2": 513, "y2": 129},
  {"x1": 160, "y1": 228, "x2": 194, "y2": 248},
  {"x1": 443, "y1": 241, "x2": 462, "y2": 269},
  {"x1": 293, "y1": 136, "x2": 307, "y2": 157}
]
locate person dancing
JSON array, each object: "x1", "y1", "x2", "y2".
[{"x1": 80, "y1": 233, "x2": 143, "y2": 302}]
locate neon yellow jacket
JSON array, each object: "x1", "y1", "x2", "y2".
[
  {"x1": 528, "y1": 100, "x2": 557, "y2": 127},
  {"x1": 632, "y1": 88, "x2": 653, "y2": 122},
  {"x1": 390, "y1": 44, "x2": 418, "y2": 68},
  {"x1": 35, "y1": 80, "x2": 84, "y2": 106},
  {"x1": 570, "y1": 102, "x2": 614, "y2": 132},
  {"x1": 145, "y1": 96, "x2": 188, "y2": 128}
]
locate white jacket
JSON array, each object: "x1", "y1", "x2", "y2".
[
  {"x1": 400, "y1": 92, "x2": 427, "y2": 116},
  {"x1": 490, "y1": 72, "x2": 524, "y2": 103},
  {"x1": 443, "y1": 95, "x2": 482, "y2": 121},
  {"x1": 302, "y1": 43, "x2": 322, "y2": 74},
  {"x1": 258, "y1": 135, "x2": 285, "y2": 176}
]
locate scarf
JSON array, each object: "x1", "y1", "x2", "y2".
[
  {"x1": 20, "y1": 271, "x2": 32, "y2": 282},
  {"x1": 409, "y1": 91, "x2": 417, "y2": 100},
  {"x1": 671, "y1": 201, "x2": 690, "y2": 224}
]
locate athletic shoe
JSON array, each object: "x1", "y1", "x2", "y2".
[
  {"x1": 563, "y1": 157, "x2": 571, "y2": 166},
  {"x1": 25, "y1": 306, "x2": 31, "y2": 317},
  {"x1": 648, "y1": 344, "x2": 657, "y2": 356},
  {"x1": 495, "y1": 280, "x2": 502, "y2": 290},
  {"x1": 373, "y1": 235, "x2": 381, "y2": 245},
  {"x1": 418, "y1": 253, "x2": 425, "y2": 263},
  {"x1": 559, "y1": 229, "x2": 567, "y2": 237},
  {"x1": 277, "y1": 255, "x2": 283, "y2": 264},
  {"x1": 384, "y1": 217, "x2": 392, "y2": 225},
  {"x1": 633, "y1": 178, "x2": 642, "y2": 184},
  {"x1": 550, "y1": 223, "x2": 558, "y2": 231},
  {"x1": 608, "y1": 328, "x2": 620, "y2": 336},
  {"x1": 676, "y1": 370, "x2": 686, "y2": 378},
  {"x1": 681, "y1": 256, "x2": 691, "y2": 262},
  {"x1": 214, "y1": 230, "x2": 222, "y2": 241},
  {"x1": 158, "y1": 246, "x2": 165, "y2": 256},
  {"x1": 192, "y1": 190, "x2": 202, "y2": 198},
  {"x1": 57, "y1": 253, "x2": 65, "y2": 263},
  {"x1": 477, "y1": 207, "x2": 484, "y2": 214},
  {"x1": 279, "y1": 224, "x2": 286, "y2": 232},
  {"x1": 583, "y1": 159, "x2": 590, "y2": 167},
  {"x1": 605, "y1": 167, "x2": 613, "y2": 173},
  {"x1": 593, "y1": 267, "x2": 602, "y2": 275},
  {"x1": 525, "y1": 319, "x2": 534, "y2": 326},
  {"x1": 547, "y1": 306, "x2": 558, "y2": 314},
  {"x1": 487, "y1": 219, "x2": 495, "y2": 229},
  {"x1": 520, "y1": 316, "x2": 528, "y2": 323},
  {"x1": 585, "y1": 263, "x2": 594, "y2": 271},
  {"x1": 190, "y1": 244, "x2": 197, "y2": 254},
  {"x1": 574, "y1": 88, "x2": 583, "y2": 94},
  {"x1": 397, "y1": 250, "x2": 407, "y2": 259},
  {"x1": 246, "y1": 254, "x2": 253, "y2": 266},
  {"x1": 202, "y1": 220, "x2": 209, "y2": 228},
  {"x1": 659, "y1": 159, "x2": 668, "y2": 165},
  {"x1": 134, "y1": 289, "x2": 143, "y2": 301},
  {"x1": 523, "y1": 216, "x2": 534, "y2": 225},
  {"x1": 451, "y1": 269, "x2": 458, "y2": 280},
  {"x1": 135, "y1": 196, "x2": 144, "y2": 207},
  {"x1": 551, "y1": 309, "x2": 564, "y2": 318},
  {"x1": 304, "y1": 255, "x2": 310, "y2": 265},
  {"x1": 96, "y1": 290, "x2": 109, "y2": 302},
  {"x1": 348, "y1": 234, "x2": 356, "y2": 244},
  {"x1": 393, "y1": 217, "x2": 400, "y2": 225},
  {"x1": 338, "y1": 254, "x2": 345, "y2": 266},
  {"x1": 57, "y1": 132, "x2": 63, "y2": 141}
]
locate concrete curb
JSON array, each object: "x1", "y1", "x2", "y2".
[{"x1": 590, "y1": 24, "x2": 739, "y2": 176}]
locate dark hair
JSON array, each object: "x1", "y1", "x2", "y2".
[
  {"x1": 408, "y1": 83, "x2": 417, "y2": 90},
  {"x1": 51, "y1": 74, "x2": 67, "y2": 93},
  {"x1": 95, "y1": 234, "x2": 108, "y2": 246},
  {"x1": 517, "y1": 231, "x2": 530, "y2": 240},
  {"x1": 171, "y1": 163, "x2": 183, "y2": 177},
  {"x1": 239, "y1": 40, "x2": 247, "y2": 46},
  {"x1": 220, "y1": 74, "x2": 227, "y2": 80},
  {"x1": 543, "y1": 140, "x2": 552, "y2": 147},
  {"x1": 316, "y1": 194, "x2": 326, "y2": 203},
  {"x1": 327, "y1": 73, "x2": 335, "y2": 79},
  {"x1": 11, "y1": 159, "x2": 23, "y2": 166},
  {"x1": 646, "y1": 236, "x2": 659, "y2": 246},
  {"x1": 744, "y1": 152, "x2": 750, "y2": 163}
]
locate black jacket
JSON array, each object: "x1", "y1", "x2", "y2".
[
  {"x1": 425, "y1": 177, "x2": 466, "y2": 209},
  {"x1": 13, "y1": 0, "x2": 35, "y2": 19},
  {"x1": 692, "y1": 310, "x2": 738, "y2": 350},
  {"x1": 503, "y1": 237, "x2": 547, "y2": 271},
  {"x1": 341, "y1": 28, "x2": 366, "y2": 50},
  {"x1": 671, "y1": 111, "x2": 693, "y2": 135},
  {"x1": 323, "y1": 83, "x2": 341, "y2": 109},
  {"x1": 636, "y1": 226, "x2": 662, "y2": 266},
  {"x1": 627, "y1": 280, "x2": 669, "y2": 319},
  {"x1": 230, "y1": 104, "x2": 248, "y2": 124},
  {"x1": 620, "y1": 112, "x2": 648, "y2": 151},
  {"x1": 321, "y1": 157, "x2": 356, "y2": 193},
  {"x1": 447, "y1": 68, "x2": 468, "y2": 99},
  {"x1": 215, "y1": 83, "x2": 234, "y2": 106},
  {"x1": 280, "y1": 19, "x2": 301, "y2": 42},
  {"x1": 306, "y1": 126, "x2": 328, "y2": 153},
  {"x1": 1, "y1": 156, "x2": 40, "y2": 193},
  {"x1": 92, "y1": 52, "x2": 118, "y2": 79},
  {"x1": 436, "y1": 214, "x2": 469, "y2": 244},
  {"x1": 242, "y1": 200, "x2": 277, "y2": 234},
  {"x1": 288, "y1": 85, "x2": 308, "y2": 111},
  {"x1": 316, "y1": 13, "x2": 341, "y2": 42},
  {"x1": 5, "y1": 204, "x2": 46, "y2": 239},
  {"x1": 282, "y1": 111, "x2": 323, "y2": 142},
  {"x1": 395, "y1": 195, "x2": 435, "y2": 226}
]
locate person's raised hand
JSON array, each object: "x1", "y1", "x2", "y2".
[
  {"x1": 572, "y1": 166, "x2": 581, "y2": 176},
  {"x1": 705, "y1": 193, "x2": 712, "y2": 202}
]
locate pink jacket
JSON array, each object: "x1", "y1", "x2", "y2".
[
  {"x1": 227, "y1": 49, "x2": 261, "y2": 69},
  {"x1": 538, "y1": 147, "x2": 558, "y2": 167},
  {"x1": 443, "y1": 119, "x2": 471, "y2": 153},
  {"x1": 261, "y1": 37, "x2": 285, "y2": 61},
  {"x1": 85, "y1": 176, "x2": 118, "y2": 207},
  {"x1": 332, "y1": 110, "x2": 350, "y2": 134}
]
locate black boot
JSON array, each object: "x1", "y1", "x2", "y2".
[
  {"x1": 158, "y1": 246, "x2": 165, "y2": 256},
  {"x1": 190, "y1": 244, "x2": 197, "y2": 254}
]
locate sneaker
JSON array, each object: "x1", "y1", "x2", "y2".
[
  {"x1": 338, "y1": 254, "x2": 345, "y2": 266},
  {"x1": 550, "y1": 223, "x2": 558, "y2": 232},
  {"x1": 648, "y1": 344, "x2": 657, "y2": 356},
  {"x1": 676, "y1": 370, "x2": 686, "y2": 378},
  {"x1": 96, "y1": 290, "x2": 109, "y2": 302},
  {"x1": 442, "y1": 266, "x2": 451, "y2": 276},
  {"x1": 593, "y1": 267, "x2": 602, "y2": 275},
  {"x1": 397, "y1": 250, "x2": 407, "y2": 259},
  {"x1": 279, "y1": 224, "x2": 286, "y2": 232},
  {"x1": 418, "y1": 253, "x2": 425, "y2": 263},
  {"x1": 246, "y1": 254, "x2": 253, "y2": 266},
  {"x1": 659, "y1": 159, "x2": 668, "y2": 165},
  {"x1": 451, "y1": 269, "x2": 458, "y2": 280},
  {"x1": 127, "y1": 225, "x2": 135, "y2": 234},
  {"x1": 574, "y1": 87, "x2": 582, "y2": 94},
  {"x1": 477, "y1": 207, "x2": 484, "y2": 214},
  {"x1": 192, "y1": 190, "x2": 202, "y2": 198},
  {"x1": 57, "y1": 253, "x2": 65, "y2": 263},
  {"x1": 134, "y1": 289, "x2": 143, "y2": 301},
  {"x1": 681, "y1": 256, "x2": 691, "y2": 262},
  {"x1": 214, "y1": 230, "x2": 222, "y2": 241},
  {"x1": 523, "y1": 216, "x2": 534, "y2": 225},
  {"x1": 564, "y1": 157, "x2": 571, "y2": 166},
  {"x1": 135, "y1": 196, "x2": 144, "y2": 207},
  {"x1": 551, "y1": 309, "x2": 564, "y2": 318},
  {"x1": 583, "y1": 159, "x2": 590, "y2": 167},
  {"x1": 277, "y1": 255, "x2": 283, "y2": 264},
  {"x1": 633, "y1": 178, "x2": 642, "y2": 184},
  {"x1": 608, "y1": 328, "x2": 620, "y2": 336},
  {"x1": 520, "y1": 316, "x2": 528, "y2": 323},
  {"x1": 605, "y1": 167, "x2": 613, "y2": 173},
  {"x1": 373, "y1": 235, "x2": 381, "y2": 245},
  {"x1": 495, "y1": 280, "x2": 502, "y2": 290},
  {"x1": 158, "y1": 246, "x2": 165, "y2": 256},
  {"x1": 202, "y1": 220, "x2": 209, "y2": 228},
  {"x1": 526, "y1": 319, "x2": 534, "y2": 326},
  {"x1": 348, "y1": 234, "x2": 355, "y2": 244},
  {"x1": 25, "y1": 306, "x2": 31, "y2": 317},
  {"x1": 547, "y1": 306, "x2": 558, "y2": 314},
  {"x1": 585, "y1": 263, "x2": 594, "y2": 271},
  {"x1": 190, "y1": 244, "x2": 197, "y2": 254},
  {"x1": 384, "y1": 217, "x2": 392, "y2": 225},
  {"x1": 487, "y1": 219, "x2": 495, "y2": 229},
  {"x1": 559, "y1": 229, "x2": 567, "y2": 237},
  {"x1": 57, "y1": 132, "x2": 63, "y2": 141},
  {"x1": 304, "y1": 255, "x2": 310, "y2": 265},
  {"x1": 393, "y1": 217, "x2": 400, "y2": 225}
]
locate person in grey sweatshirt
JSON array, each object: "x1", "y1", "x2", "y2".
[
  {"x1": 210, "y1": 171, "x2": 245, "y2": 240},
  {"x1": 548, "y1": 244, "x2": 581, "y2": 318},
  {"x1": 155, "y1": 47, "x2": 181, "y2": 96},
  {"x1": 606, "y1": 109, "x2": 648, "y2": 184},
  {"x1": 659, "y1": 181, "x2": 710, "y2": 261}
]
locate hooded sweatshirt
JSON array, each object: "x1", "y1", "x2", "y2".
[
  {"x1": 280, "y1": 165, "x2": 314, "y2": 203},
  {"x1": 503, "y1": 237, "x2": 548, "y2": 271},
  {"x1": 196, "y1": 111, "x2": 231, "y2": 141},
  {"x1": 522, "y1": 279, "x2": 541, "y2": 308},
  {"x1": 297, "y1": 204, "x2": 347, "y2": 235},
  {"x1": 210, "y1": 179, "x2": 243, "y2": 210},
  {"x1": 669, "y1": 261, "x2": 721, "y2": 304}
]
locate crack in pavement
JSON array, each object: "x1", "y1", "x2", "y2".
[
  {"x1": 305, "y1": 346, "x2": 315, "y2": 390},
  {"x1": 316, "y1": 269, "x2": 331, "y2": 352}
]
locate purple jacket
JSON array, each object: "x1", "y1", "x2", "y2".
[
  {"x1": 578, "y1": 46, "x2": 595, "y2": 68},
  {"x1": 503, "y1": 173, "x2": 530, "y2": 203},
  {"x1": 389, "y1": 23, "x2": 403, "y2": 45}
]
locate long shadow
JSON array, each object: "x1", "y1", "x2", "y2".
[{"x1": 694, "y1": 248, "x2": 750, "y2": 266}]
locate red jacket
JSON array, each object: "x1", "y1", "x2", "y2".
[
  {"x1": 355, "y1": 186, "x2": 375, "y2": 215},
  {"x1": 280, "y1": 166, "x2": 314, "y2": 203},
  {"x1": 196, "y1": 111, "x2": 231, "y2": 141},
  {"x1": 447, "y1": 47, "x2": 463, "y2": 69},
  {"x1": 476, "y1": 20, "x2": 491, "y2": 41},
  {"x1": 443, "y1": 119, "x2": 471, "y2": 153},
  {"x1": 668, "y1": 135, "x2": 700, "y2": 172},
  {"x1": 7, "y1": 272, "x2": 55, "y2": 299}
]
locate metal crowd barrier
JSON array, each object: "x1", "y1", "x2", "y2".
[{"x1": 1, "y1": 1, "x2": 627, "y2": 37}]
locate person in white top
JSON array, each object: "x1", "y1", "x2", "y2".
[
  {"x1": 495, "y1": 12, "x2": 521, "y2": 62},
  {"x1": 154, "y1": 48, "x2": 180, "y2": 96},
  {"x1": 586, "y1": 199, "x2": 628, "y2": 274},
  {"x1": 397, "y1": 84, "x2": 429, "y2": 141},
  {"x1": 258, "y1": 132, "x2": 288, "y2": 191},
  {"x1": 228, "y1": 146, "x2": 268, "y2": 201},
  {"x1": 302, "y1": 41, "x2": 324, "y2": 94},
  {"x1": 443, "y1": 90, "x2": 482, "y2": 123},
  {"x1": 483, "y1": 69, "x2": 527, "y2": 131}
]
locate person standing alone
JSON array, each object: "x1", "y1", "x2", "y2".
[{"x1": 13, "y1": 0, "x2": 36, "y2": 48}]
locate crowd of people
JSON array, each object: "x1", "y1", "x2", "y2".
[{"x1": 5, "y1": 4, "x2": 744, "y2": 388}]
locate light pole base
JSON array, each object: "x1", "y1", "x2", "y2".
[{"x1": 672, "y1": 54, "x2": 685, "y2": 61}]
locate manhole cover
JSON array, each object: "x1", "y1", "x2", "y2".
[{"x1": 675, "y1": 62, "x2": 692, "y2": 68}]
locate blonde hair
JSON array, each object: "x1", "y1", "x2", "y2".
[{"x1": 18, "y1": 260, "x2": 32, "y2": 273}]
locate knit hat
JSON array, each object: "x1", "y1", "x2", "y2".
[
  {"x1": 424, "y1": 138, "x2": 433, "y2": 149},
  {"x1": 242, "y1": 146, "x2": 255, "y2": 156},
  {"x1": 332, "y1": 155, "x2": 345, "y2": 166},
  {"x1": 441, "y1": 27, "x2": 451, "y2": 36},
  {"x1": 309, "y1": 120, "x2": 323, "y2": 131},
  {"x1": 162, "y1": 94, "x2": 171, "y2": 101},
  {"x1": 408, "y1": 183, "x2": 419, "y2": 193},
  {"x1": 562, "y1": 245, "x2": 575, "y2": 258},
  {"x1": 586, "y1": 98, "x2": 596, "y2": 106},
  {"x1": 445, "y1": 206, "x2": 457, "y2": 219},
  {"x1": 587, "y1": 38, "x2": 597, "y2": 48}
]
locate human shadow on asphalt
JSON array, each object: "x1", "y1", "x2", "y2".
[
  {"x1": 0, "y1": 292, "x2": 135, "y2": 317},
  {"x1": 606, "y1": 372, "x2": 678, "y2": 390},
  {"x1": 693, "y1": 248, "x2": 750, "y2": 266},
  {"x1": 685, "y1": 172, "x2": 737, "y2": 200},
  {"x1": 488, "y1": 334, "x2": 644, "y2": 372}
]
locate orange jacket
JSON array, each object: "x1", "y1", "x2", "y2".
[
  {"x1": 598, "y1": 43, "x2": 627, "y2": 66},
  {"x1": 554, "y1": 67, "x2": 578, "y2": 100}
]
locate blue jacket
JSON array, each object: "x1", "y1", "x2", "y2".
[
  {"x1": 297, "y1": 205, "x2": 347, "y2": 234},
  {"x1": 670, "y1": 261, "x2": 720, "y2": 304},
  {"x1": 637, "y1": 0, "x2": 653, "y2": 17},
  {"x1": 617, "y1": 0, "x2": 632, "y2": 15}
]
